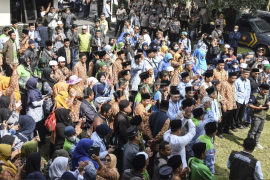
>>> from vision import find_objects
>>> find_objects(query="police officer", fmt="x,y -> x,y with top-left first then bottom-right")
247,84 -> 270,149
115,4 -> 126,37
227,138 -> 263,179
141,0 -> 152,14
149,9 -> 159,39
180,4 -> 189,30
169,15 -> 180,43
129,4 -> 137,19
140,8 -> 150,35
123,126 -> 141,173
159,12 -> 169,38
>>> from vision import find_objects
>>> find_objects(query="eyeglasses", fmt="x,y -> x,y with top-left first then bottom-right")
104,159 -> 111,162
82,29 -> 86,30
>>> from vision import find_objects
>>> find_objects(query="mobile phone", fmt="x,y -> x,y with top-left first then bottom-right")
88,146 -> 100,158
21,158 -> 26,165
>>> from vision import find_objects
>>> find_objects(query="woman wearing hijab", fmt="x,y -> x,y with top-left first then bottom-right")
142,42 -> 148,57
26,172 -> 46,179
16,115 -> 36,143
49,157 -> 69,180
158,53 -> 173,73
41,68 -> 56,117
169,42 -> 183,56
34,57 -> 48,78
0,135 -> 15,146
90,124 -> 112,160
53,82 -> 69,99
71,138 -> 98,179
54,109 -> 82,151
0,75 -> 21,102
0,144 -> 23,179
0,96 -> 12,125
149,40 -> 158,50
157,46 -> 169,60
170,53 -> 183,86
17,56 -> 34,115
63,126 -> 80,158
91,153 -> 120,180
25,78 -> 47,146
67,75 -> 84,123
54,91 -> 70,110
20,141 -> 38,159
227,60 -> 239,73
193,48 -> 207,72
96,72 -> 111,96
25,152 -> 43,178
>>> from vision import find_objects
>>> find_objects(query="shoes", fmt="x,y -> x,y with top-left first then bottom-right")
217,134 -> 224,139
232,128 -> 238,132
237,125 -> 243,129
256,144 -> 263,149
242,126 -> 248,130
84,17 -> 87,20
224,131 -> 234,135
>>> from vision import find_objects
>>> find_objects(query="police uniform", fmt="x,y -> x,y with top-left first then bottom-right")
247,84 -> 269,145
169,15 -> 181,43
149,9 -> 159,39
180,6 -> 189,30
115,5 -> 126,37
140,10 -> 150,34
123,126 -> 140,173
159,13 -> 170,38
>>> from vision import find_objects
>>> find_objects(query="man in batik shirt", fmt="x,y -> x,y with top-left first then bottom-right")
49,60 -> 64,82
213,59 -> 228,84
112,50 -> 125,85
73,53 -> 87,87
58,56 -> 72,80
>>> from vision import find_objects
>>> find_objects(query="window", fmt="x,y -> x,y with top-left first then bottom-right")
23,0 -> 37,23
239,20 -> 252,31
253,20 -> 270,33
10,0 -> 23,23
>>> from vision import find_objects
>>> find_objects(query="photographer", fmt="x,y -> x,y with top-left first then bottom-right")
203,34 -> 221,66
211,25 -> 223,43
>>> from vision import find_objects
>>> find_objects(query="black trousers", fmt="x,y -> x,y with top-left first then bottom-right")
98,5 -> 103,17
106,17 -> 111,30
114,148 -> 123,179
233,102 -> 246,129
149,28 -> 157,39
162,30 -> 168,38
180,20 -> 188,30
79,52 -> 90,71
35,119 -> 46,147
140,26 -> 148,35
233,47 -> 238,56
20,93 -> 27,115
170,33 -> 179,43
115,20 -> 125,36
3,63 -> 12,77
218,110 -> 233,134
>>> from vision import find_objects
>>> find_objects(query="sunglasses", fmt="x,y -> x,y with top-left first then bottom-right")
104,158 -> 111,162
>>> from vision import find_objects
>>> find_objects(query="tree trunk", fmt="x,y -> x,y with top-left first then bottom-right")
266,0 -> 270,11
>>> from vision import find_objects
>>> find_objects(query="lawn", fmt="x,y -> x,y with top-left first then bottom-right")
219,44 -> 252,55
215,118 -> 270,179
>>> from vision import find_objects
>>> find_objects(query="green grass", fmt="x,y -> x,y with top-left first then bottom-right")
215,118 -> 270,179
220,44 -> 252,54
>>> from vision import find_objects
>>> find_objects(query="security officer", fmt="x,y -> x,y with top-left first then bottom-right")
227,138 -> 263,180
115,4 -> 126,37
159,12 -> 170,38
123,126 -> 141,173
196,122 -> 217,174
180,4 -> 189,30
247,84 -> 270,149
150,0 -> 159,15
149,9 -> 159,39
169,14 -> 181,43
188,142 -> 215,180
141,0 -> 152,14
129,4 -> 137,19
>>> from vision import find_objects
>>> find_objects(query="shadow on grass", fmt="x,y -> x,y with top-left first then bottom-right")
222,134 -> 245,146
215,163 -> 230,180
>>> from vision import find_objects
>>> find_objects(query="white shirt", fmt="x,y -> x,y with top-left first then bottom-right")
41,11 -> 46,17
28,31 -> 35,40
103,4 -> 111,17
163,118 -> 196,169
143,34 -> 151,45
227,150 -> 263,180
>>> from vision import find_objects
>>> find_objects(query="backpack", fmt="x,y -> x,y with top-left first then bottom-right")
44,112 -> 56,132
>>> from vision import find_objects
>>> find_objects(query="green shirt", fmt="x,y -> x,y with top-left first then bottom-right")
88,100 -> 97,112
188,157 -> 215,180
79,33 -> 91,52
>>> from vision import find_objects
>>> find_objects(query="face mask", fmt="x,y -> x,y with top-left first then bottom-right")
233,65 -> 238,69
68,136 -> 76,142
174,47 -> 179,50
127,37 -> 130,41
234,29 -> 237,32
153,46 -> 157,48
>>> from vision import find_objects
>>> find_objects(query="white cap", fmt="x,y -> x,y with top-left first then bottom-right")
49,60 -> 58,66
144,64 -> 152,72
224,44 -> 230,48
240,63 -> 248,68
58,56 -> 65,62
57,21 -> 63,24
136,152 -> 148,160
82,25 -> 87,29
166,66 -> 174,72
262,60 -> 269,65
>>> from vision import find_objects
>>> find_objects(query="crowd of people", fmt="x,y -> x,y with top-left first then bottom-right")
0,0 -> 267,179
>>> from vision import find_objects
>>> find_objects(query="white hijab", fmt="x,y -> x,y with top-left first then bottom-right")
49,157 -> 69,180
